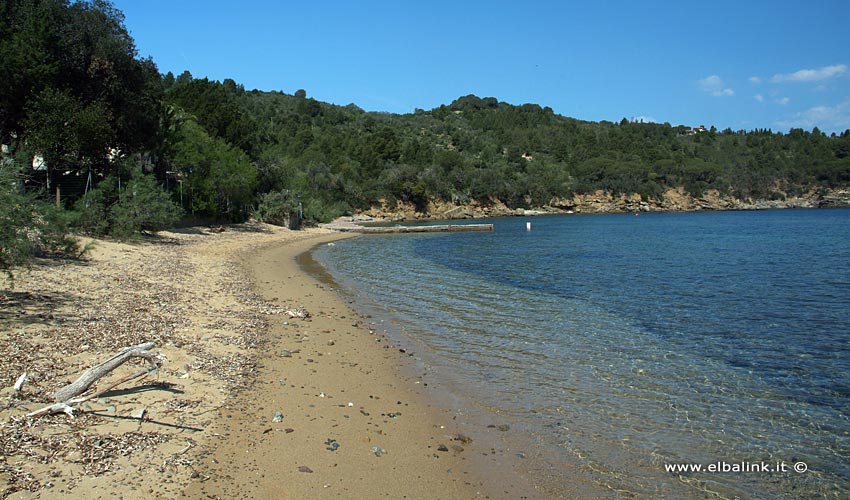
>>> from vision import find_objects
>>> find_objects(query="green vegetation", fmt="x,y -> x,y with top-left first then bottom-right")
0,167 -> 79,282
2,0 -> 850,274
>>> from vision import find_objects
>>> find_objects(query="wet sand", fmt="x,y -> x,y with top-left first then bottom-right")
186,231 -> 544,499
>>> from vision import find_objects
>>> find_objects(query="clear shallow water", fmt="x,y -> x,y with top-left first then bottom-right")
314,209 -> 850,499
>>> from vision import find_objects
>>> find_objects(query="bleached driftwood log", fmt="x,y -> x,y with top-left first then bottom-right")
26,343 -> 161,418
52,342 -> 160,402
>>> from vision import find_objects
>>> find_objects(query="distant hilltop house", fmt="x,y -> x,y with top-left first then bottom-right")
684,125 -> 708,135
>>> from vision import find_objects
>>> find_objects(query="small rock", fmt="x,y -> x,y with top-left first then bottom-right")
497,424 -> 510,432
437,444 -> 449,452
272,411 -> 284,423
371,446 -> 385,457
284,428 -> 295,433
453,433 -> 472,444
281,350 -> 292,358
327,340 -> 335,346
297,466 -> 313,473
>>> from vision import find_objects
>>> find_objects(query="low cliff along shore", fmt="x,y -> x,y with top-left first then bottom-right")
0,223 -> 565,499
360,186 -> 850,221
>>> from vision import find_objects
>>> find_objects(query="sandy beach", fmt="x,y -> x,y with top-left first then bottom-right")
0,223 -> 544,499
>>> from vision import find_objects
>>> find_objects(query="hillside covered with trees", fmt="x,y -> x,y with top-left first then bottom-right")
2,0 -> 850,270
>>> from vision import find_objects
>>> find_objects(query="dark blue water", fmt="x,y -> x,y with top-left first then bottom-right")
314,209 -> 850,499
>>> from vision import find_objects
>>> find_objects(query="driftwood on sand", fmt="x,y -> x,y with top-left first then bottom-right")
25,342 -> 161,418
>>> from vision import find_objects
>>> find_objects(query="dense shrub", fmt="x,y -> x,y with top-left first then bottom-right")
1,167 -> 80,283
73,170 -> 181,239
254,190 -> 298,227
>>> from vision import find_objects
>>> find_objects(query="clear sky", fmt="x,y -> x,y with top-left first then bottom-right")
113,0 -> 850,134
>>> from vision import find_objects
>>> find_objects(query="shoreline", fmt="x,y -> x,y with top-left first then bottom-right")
0,220 -> 602,499
186,231 -> 550,499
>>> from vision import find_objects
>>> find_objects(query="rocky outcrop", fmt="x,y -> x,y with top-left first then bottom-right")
817,188 -> 850,208
363,197 -> 519,221
356,187 -> 850,222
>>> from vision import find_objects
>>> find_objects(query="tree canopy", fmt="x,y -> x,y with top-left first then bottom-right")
1,0 -> 162,177
2,0 -> 850,261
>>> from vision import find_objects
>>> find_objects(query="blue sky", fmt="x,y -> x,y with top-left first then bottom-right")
113,0 -> 850,134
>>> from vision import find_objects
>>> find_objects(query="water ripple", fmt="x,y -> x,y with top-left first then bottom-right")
315,210 -> 850,499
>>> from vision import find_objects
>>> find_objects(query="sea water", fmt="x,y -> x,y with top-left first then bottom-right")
313,209 -> 850,499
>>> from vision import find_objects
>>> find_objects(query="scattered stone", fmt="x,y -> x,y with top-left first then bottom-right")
453,433 -> 473,444
437,444 -> 449,452
284,428 -> 294,433
327,340 -> 335,346
371,446 -> 385,457
272,411 -> 284,423
325,438 -> 340,451
280,350 -> 292,358
297,466 -> 313,473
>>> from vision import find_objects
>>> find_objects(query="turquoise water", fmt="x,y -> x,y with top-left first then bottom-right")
314,209 -> 850,499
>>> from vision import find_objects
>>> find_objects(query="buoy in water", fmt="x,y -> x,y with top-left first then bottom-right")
526,222 -> 532,231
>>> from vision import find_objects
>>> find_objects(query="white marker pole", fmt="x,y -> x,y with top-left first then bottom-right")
526,222 -> 532,231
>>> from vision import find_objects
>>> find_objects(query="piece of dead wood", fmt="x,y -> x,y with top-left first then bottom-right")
52,342 -> 159,402
10,372 -> 27,398
24,343 -> 161,419
27,364 -> 159,418
284,307 -> 310,319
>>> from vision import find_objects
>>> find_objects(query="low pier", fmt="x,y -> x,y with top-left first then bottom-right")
351,223 -> 494,234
